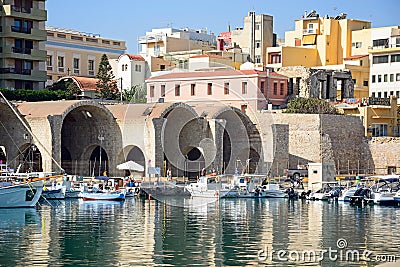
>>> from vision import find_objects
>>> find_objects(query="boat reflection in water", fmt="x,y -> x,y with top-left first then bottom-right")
1,198 -> 400,266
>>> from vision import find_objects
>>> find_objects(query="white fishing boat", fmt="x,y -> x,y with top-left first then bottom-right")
261,182 -> 288,198
307,182 -> 341,201
185,176 -> 234,198
81,190 -> 126,201
0,179 -> 44,208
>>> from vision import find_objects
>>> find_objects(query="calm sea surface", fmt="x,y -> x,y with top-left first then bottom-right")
0,197 -> 399,267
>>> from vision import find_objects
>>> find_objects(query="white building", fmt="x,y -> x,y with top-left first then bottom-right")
110,54 -> 149,92
369,26 -> 400,99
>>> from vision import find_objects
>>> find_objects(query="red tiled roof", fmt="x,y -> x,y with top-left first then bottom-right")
120,54 -> 145,61
62,76 -> 99,91
190,54 -> 231,60
343,54 -> 369,60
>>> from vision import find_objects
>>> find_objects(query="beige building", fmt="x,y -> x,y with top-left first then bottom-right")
231,12 -> 274,68
0,0 -> 47,90
45,26 -> 126,87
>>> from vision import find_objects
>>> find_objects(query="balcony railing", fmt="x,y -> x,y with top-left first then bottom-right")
11,5 -> 31,14
12,47 -> 32,54
369,44 -> 400,50
303,29 -> 317,34
0,68 -> 31,75
11,26 -> 32,34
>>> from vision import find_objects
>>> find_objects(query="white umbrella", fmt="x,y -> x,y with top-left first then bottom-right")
117,160 -> 144,172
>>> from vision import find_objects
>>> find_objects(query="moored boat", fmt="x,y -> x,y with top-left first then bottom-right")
81,191 -> 126,201
0,180 -> 43,208
185,176 -> 234,198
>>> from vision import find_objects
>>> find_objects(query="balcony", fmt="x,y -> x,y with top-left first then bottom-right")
0,68 -> 31,75
0,68 -> 46,81
2,5 -> 47,21
138,34 -> 164,44
0,46 -> 46,61
3,26 -> 46,41
303,28 -> 319,35
368,44 -> 400,53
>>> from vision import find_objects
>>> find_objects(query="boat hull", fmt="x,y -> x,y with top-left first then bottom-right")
0,180 -> 43,208
41,189 -> 65,200
81,192 -> 126,201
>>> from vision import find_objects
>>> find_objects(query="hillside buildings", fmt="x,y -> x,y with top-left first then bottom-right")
0,0 -> 47,90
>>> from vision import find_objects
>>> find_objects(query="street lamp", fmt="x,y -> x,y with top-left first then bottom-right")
98,134 -> 104,176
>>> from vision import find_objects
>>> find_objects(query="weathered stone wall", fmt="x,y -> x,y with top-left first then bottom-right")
368,137 -> 400,174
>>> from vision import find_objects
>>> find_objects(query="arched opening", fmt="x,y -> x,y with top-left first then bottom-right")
89,146 -> 108,177
237,147 -> 261,174
17,144 -> 42,172
183,146 -> 206,179
61,146 -> 73,174
222,129 -> 231,174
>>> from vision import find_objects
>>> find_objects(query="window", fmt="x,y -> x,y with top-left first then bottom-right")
384,74 -> 388,82
242,82 -> 247,94
372,92 -> 376,97
175,84 -> 180,96
135,64 -> 142,72
88,60 -> 94,71
260,81 -> 265,94
255,23 -> 260,30
161,85 -> 165,97
255,41 -> 261,49
255,55 -> 261,64
224,82 -> 229,95
378,75 -> 382,83
391,54 -> 400,63
191,84 -> 196,96
270,54 -> 281,64
397,73 -> 400,81
102,40 -> 110,44
372,124 -> 388,137
273,82 -> 278,95
47,75 -> 52,80
360,60 -> 363,66
46,55 -> 52,67
384,92 -> 388,98
373,55 -> 389,64
373,39 -> 389,48
378,92 -> 382,98
57,34 -> 66,39
149,86 -> 154,98
372,75 -> 376,83
207,83 -> 212,95
73,58 -> 79,69
160,65 -> 166,70
280,83 -> 284,95
363,80 -> 368,86
57,56 -> 64,67
353,79 -> 356,85
390,74 -> 394,82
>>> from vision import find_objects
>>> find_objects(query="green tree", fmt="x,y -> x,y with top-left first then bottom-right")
122,84 -> 147,103
48,79 -> 81,99
284,98 -> 339,114
96,54 -> 118,99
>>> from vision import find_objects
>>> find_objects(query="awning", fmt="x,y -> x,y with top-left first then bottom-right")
302,34 -> 317,45
148,167 -> 160,175
117,161 -> 144,172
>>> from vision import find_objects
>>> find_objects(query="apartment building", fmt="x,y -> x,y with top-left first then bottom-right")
267,10 -> 371,68
45,26 -> 126,86
0,0 -> 47,90
230,12 -> 274,68
138,27 -> 216,69
146,69 -> 288,111
368,26 -> 400,99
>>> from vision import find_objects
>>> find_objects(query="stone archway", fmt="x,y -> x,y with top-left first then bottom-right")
118,145 -> 146,177
60,102 -> 122,176
182,146 -> 206,179
17,143 -> 43,172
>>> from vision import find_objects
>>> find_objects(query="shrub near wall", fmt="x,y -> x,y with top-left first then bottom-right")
0,88 -> 71,102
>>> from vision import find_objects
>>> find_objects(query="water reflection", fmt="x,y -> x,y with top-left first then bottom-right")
0,199 -> 399,266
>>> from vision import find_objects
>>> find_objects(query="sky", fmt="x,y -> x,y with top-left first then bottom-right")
47,0 -> 399,54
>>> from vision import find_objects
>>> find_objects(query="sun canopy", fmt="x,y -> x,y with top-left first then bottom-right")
117,161 -> 144,172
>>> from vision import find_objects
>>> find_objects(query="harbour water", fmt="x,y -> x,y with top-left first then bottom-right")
0,198 -> 399,267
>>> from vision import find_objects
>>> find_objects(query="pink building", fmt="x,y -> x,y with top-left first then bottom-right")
146,69 -> 288,112
217,32 -> 232,51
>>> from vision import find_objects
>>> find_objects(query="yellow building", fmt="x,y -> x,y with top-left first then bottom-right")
267,11 -> 371,68
337,96 -> 399,137
0,0 -> 47,90
45,26 -> 126,87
